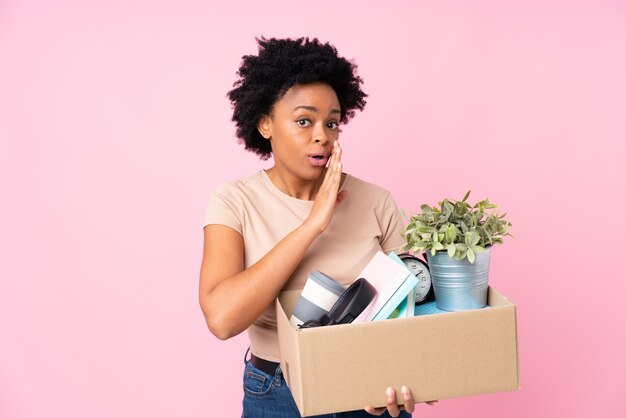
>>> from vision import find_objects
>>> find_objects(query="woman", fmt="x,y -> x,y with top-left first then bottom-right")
199,37 -> 437,417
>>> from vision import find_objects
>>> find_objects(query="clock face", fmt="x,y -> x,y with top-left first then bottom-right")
401,256 -> 432,303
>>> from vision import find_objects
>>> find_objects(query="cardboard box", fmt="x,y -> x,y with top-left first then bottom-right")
276,286 -> 519,417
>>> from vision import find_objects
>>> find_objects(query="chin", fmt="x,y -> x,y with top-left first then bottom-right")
282,162 -> 325,181
304,166 -> 326,179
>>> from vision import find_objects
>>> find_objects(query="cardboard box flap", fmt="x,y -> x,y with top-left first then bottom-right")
278,289 -> 301,318
488,287 -> 513,306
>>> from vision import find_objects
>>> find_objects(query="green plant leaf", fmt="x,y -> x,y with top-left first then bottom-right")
444,226 -> 454,242
467,248 -> 475,263
464,231 -> 477,247
464,233 -> 470,246
450,225 -> 459,242
470,230 -> 480,246
462,190 -> 471,202
455,243 -> 468,251
447,243 -> 456,257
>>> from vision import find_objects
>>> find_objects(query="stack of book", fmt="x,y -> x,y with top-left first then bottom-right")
353,251 -> 419,322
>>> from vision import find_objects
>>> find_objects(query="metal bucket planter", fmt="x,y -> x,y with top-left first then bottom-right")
426,246 -> 491,311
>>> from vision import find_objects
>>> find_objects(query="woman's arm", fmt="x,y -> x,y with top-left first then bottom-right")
199,141 -> 346,340
199,221 -> 319,340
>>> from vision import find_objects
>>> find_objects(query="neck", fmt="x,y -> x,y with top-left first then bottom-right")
265,167 -> 326,201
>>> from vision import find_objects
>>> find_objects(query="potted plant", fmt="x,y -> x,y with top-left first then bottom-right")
402,191 -> 512,311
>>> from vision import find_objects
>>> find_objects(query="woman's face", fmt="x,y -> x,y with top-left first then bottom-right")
258,82 -> 341,182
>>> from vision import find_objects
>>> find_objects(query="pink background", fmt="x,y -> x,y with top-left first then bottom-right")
2,0 -> 625,417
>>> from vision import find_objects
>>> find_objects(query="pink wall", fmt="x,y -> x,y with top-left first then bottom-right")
2,0 -> 625,417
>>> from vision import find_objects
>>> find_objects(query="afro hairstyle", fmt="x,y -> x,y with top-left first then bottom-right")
226,36 -> 368,160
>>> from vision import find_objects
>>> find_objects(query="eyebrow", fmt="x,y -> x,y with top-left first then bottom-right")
293,105 -> 341,115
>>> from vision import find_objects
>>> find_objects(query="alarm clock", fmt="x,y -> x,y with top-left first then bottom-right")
399,253 -> 434,304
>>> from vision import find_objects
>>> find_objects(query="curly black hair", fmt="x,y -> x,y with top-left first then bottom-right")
227,36 -> 368,160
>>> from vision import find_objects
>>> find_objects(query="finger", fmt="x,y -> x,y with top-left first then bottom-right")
426,400 -> 439,406
320,141 -> 340,188
363,405 -> 385,416
332,150 -> 342,178
319,144 -> 336,186
334,140 -> 342,163
322,146 -> 342,193
401,386 -> 415,414
334,161 -> 342,185
385,387 -> 400,418
331,142 -> 341,173
329,140 -> 339,165
325,141 -> 340,175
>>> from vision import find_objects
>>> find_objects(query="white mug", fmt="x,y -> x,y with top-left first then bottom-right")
290,270 -> 345,328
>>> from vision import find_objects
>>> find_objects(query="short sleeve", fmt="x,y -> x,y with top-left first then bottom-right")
203,185 -> 243,235
378,192 -> 407,255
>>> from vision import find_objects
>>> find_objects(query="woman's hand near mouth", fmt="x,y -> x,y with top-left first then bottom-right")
303,140 -> 347,235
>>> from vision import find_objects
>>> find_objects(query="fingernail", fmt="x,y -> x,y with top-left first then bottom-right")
401,386 -> 409,395
386,387 -> 393,397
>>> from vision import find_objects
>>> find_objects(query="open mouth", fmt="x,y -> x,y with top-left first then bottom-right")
308,153 -> 329,167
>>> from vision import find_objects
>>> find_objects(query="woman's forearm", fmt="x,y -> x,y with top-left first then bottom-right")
201,222 -> 320,340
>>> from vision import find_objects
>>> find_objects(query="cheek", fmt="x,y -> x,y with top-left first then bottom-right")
325,128 -> 339,140
274,120 -> 299,138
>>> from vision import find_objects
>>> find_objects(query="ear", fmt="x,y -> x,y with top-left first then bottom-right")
257,115 -> 272,139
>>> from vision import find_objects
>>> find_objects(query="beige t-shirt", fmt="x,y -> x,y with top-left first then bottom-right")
203,169 -> 405,362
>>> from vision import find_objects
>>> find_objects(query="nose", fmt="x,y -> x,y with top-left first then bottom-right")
313,122 -> 329,145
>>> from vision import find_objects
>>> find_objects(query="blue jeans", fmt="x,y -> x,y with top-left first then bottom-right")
241,348 -> 411,418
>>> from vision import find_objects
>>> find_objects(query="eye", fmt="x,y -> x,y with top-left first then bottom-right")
327,121 -> 339,130
296,119 -> 311,127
